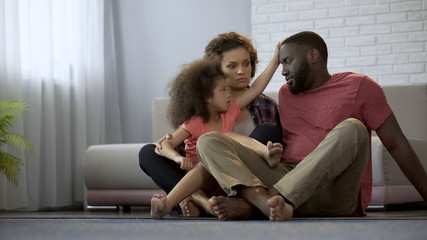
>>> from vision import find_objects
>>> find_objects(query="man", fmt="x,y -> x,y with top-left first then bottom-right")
197,31 -> 427,221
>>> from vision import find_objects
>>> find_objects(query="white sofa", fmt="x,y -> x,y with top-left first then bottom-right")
84,84 -> 427,210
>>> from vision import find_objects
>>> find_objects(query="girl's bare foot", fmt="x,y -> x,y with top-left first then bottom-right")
150,194 -> 170,219
179,197 -> 202,217
190,190 -> 216,216
208,196 -> 254,221
265,141 -> 283,168
267,195 -> 293,221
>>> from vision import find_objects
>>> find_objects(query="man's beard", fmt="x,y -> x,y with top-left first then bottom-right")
290,59 -> 311,95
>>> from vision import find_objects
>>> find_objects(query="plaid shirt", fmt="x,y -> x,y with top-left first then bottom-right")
248,94 -> 280,126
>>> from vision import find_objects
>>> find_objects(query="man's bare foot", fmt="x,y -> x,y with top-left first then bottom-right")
208,196 -> 254,221
267,195 -> 293,221
179,197 -> 202,217
264,141 -> 283,168
150,194 -> 170,219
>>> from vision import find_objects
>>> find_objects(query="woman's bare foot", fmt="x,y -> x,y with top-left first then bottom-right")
179,197 -> 202,217
264,141 -> 283,168
150,194 -> 170,219
267,195 -> 293,221
208,196 -> 254,221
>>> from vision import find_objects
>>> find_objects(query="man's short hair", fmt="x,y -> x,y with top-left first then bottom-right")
283,31 -> 328,64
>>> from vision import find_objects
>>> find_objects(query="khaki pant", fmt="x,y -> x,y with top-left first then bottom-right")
197,118 -> 369,217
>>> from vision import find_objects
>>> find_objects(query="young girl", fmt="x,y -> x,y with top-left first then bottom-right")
150,42 -> 282,219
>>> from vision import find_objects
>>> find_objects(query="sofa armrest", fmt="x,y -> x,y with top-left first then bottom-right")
84,143 -> 160,189
371,137 -> 427,186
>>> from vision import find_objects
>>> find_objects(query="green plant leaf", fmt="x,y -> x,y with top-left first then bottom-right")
0,99 -> 28,118
0,99 -> 31,186
0,114 -> 16,135
4,133 -> 33,153
0,151 -> 23,186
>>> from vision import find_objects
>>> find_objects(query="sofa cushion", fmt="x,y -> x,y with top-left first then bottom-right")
382,84 -> 427,141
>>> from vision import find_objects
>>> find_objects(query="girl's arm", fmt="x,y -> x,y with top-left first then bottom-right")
235,41 -> 281,109
157,128 -> 193,170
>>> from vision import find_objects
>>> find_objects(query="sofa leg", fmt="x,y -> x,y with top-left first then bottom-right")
366,205 -> 385,212
122,205 -> 131,213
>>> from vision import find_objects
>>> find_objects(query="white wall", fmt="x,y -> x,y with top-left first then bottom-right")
251,0 -> 427,92
113,0 -> 251,143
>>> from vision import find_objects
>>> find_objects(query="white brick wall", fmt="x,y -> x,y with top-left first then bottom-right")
251,0 -> 427,90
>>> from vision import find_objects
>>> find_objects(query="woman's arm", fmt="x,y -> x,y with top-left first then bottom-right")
157,128 -> 193,170
235,41 -> 281,109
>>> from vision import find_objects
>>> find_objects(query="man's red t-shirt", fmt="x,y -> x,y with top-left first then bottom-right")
278,72 -> 392,213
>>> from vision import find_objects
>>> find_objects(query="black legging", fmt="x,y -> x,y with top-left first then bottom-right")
138,122 -> 282,195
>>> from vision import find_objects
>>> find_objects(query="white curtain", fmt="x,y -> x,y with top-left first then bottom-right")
0,0 -> 122,210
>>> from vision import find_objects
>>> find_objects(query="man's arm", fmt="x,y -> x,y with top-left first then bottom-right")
376,113 -> 427,202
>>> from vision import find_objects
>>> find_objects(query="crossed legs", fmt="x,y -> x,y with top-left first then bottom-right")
197,118 -> 369,221
150,135 -> 283,220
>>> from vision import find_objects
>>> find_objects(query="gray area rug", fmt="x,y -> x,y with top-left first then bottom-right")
1,218 -> 427,240
2,208 -> 427,240
2,207 -> 427,220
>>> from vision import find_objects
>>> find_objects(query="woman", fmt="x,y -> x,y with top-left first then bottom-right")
138,32 -> 281,217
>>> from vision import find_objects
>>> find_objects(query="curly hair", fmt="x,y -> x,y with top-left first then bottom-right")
204,32 -> 258,78
167,58 -> 225,129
